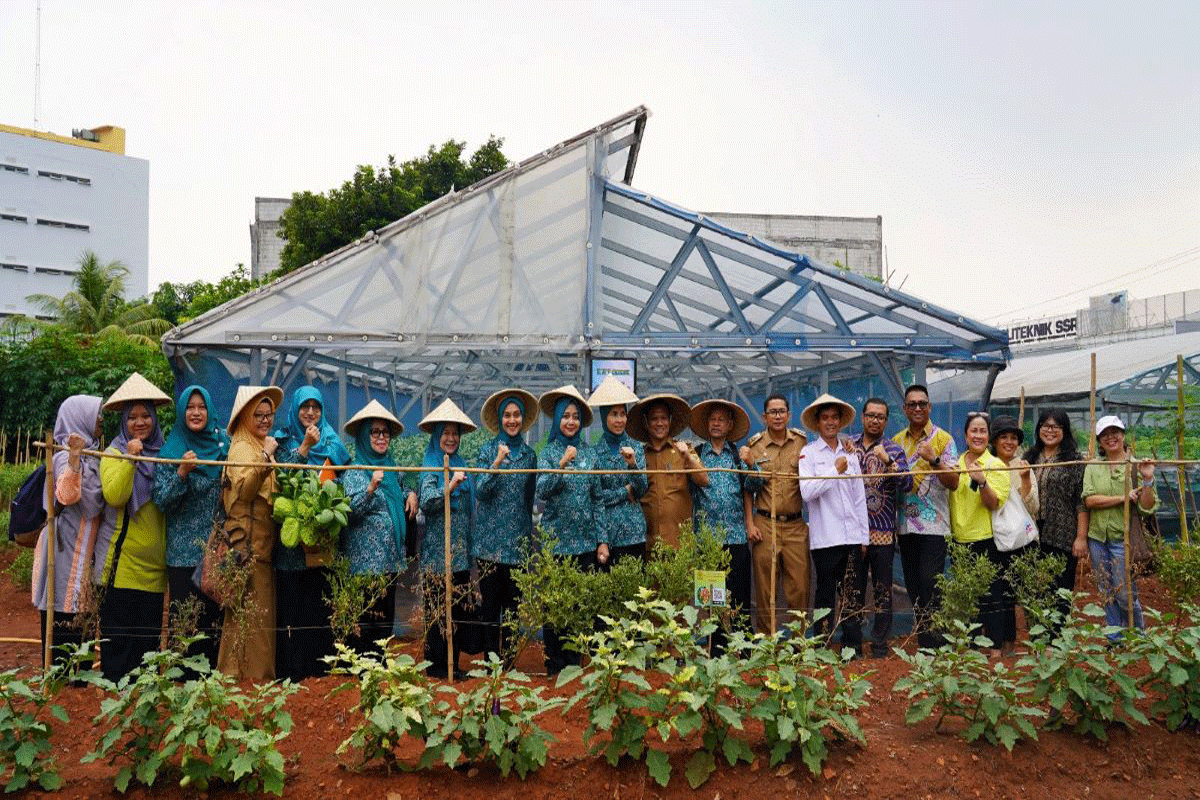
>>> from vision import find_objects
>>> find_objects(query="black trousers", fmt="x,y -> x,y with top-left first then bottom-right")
899,534 -> 948,647
167,565 -> 222,674
604,542 -> 646,568
710,543 -> 752,655
810,544 -> 856,640
423,569 -> 475,675
39,611 -> 92,672
345,576 -> 397,658
276,567 -> 335,681
1039,539 -> 1078,637
967,538 -> 1016,648
842,542 -> 895,655
476,561 -> 519,663
99,587 -> 164,683
544,552 -> 595,675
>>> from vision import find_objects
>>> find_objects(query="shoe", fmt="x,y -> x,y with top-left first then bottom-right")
871,645 -> 889,659
425,665 -> 449,680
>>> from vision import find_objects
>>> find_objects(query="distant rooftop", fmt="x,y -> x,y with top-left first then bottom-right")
0,123 -> 126,155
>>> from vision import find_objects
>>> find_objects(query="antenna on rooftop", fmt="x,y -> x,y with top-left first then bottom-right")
34,0 -> 42,127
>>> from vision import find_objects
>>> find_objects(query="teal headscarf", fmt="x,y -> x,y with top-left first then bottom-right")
494,396 -> 527,449
274,386 -> 351,466
548,397 -> 584,447
420,422 -> 474,504
351,419 -> 406,551
161,385 -> 229,481
600,404 -> 627,454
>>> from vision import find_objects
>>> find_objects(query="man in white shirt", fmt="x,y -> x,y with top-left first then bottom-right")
798,394 -> 869,645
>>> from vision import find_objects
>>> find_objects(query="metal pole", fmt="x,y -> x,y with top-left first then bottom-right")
1089,354 -> 1097,459
42,430 -> 57,675
1177,355 -> 1190,546
443,453 -> 454,681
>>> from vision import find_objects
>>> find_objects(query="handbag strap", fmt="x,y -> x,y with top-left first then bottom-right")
104,503 -> 134,590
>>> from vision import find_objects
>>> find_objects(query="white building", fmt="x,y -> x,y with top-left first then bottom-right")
249,197 -> 290,280
0,123 -> 149,320
704,212 -> 883,280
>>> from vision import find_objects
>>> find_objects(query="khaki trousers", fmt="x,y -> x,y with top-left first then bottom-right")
751,517 -> 810,634
217,561 -> 275,682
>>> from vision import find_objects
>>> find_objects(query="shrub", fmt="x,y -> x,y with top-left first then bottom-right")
932,541 -> 998,638
1154,540 -> 1200,607
1130,606 -> 1200,732
1006,546 -> 1067,631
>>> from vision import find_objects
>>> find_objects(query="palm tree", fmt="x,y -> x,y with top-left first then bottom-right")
26,250 -> 170,346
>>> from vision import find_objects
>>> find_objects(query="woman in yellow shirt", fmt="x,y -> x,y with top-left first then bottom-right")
948,412 -> 1011,653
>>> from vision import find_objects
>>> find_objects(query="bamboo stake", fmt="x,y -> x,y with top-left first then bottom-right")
443,453 -> 454,682
1089,354 -> 1097,459
1018,387 -> 1025,429
42,431 -> 57,676
1178,355 -> 1190,545
1122,454 -> 1134,629
769,465 -> 778,637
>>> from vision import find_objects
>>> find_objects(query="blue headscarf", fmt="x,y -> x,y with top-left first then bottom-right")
494,396 -> 527,449
111,401 -> 165,516
420,422 -> 474,503
274,386 -> 351,466
161,386 -> 228,481
351,419 -> 407,544
548,397 -> 585,447
600,404 -> 627,454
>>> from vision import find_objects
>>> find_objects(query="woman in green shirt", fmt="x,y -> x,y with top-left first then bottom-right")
1076,416 -> 1157,639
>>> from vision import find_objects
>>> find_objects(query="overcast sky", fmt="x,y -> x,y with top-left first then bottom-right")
2,0 -> 1196,325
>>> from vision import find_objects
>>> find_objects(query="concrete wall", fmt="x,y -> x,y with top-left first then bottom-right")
0,125 -> 149,319
704,212 -> 883,279
249,197 -> 290,280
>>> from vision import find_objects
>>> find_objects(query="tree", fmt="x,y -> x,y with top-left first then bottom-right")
26,250 -> 171,345
151,264 -> 264,325
276,137 -> 510,275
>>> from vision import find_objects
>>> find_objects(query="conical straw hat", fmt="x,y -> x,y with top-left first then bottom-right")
538,384 -> 593,428
418,397 -> 477,434
800,393 -> 856,432
102,371 -> 171,411
481,388 -> 538,434
689,399 -> 751,442
587,375 -> 639,408
343,399 -> 404,437
627,394 -> 690,443
227,385 -> 284,435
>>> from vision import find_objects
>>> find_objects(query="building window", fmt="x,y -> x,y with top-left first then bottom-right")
35,266 -> 77,276
0,212 -> 27,223
0,262 -> 30,273
37,169 -> 91,186
35,218 -> 89,232
1,164 -> 30,175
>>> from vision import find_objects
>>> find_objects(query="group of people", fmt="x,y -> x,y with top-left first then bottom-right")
30,372 -> 1158,684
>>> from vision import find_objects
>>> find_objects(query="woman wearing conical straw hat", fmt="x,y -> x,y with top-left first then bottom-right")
627,393 -> 709,554
535,384 -> 606,676
96,372 -> 170,683
216,384 -> 283,682
340,400 -> 415,657
418,398 -> 479,680
152,385 -> 230,674
271,385 -> 351,682
588,376 -> 648,566
473,388 -> 539,665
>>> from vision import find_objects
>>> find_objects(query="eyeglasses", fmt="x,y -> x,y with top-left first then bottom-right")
764,408 -> 788,416
904,400 -> 929,410
252,412 -> 275,422
1040,423 -> 1062,431
863,412 -> 887,421
369,428 -> 391,439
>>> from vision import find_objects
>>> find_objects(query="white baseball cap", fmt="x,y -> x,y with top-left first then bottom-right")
1094,415 -> 1125,437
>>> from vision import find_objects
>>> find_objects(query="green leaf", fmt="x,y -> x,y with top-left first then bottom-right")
996,724 -> 1019,752
442,741 -> 462,768
685,750 -> 716,789
38,771 -> 64,791
645,748 -> 671,787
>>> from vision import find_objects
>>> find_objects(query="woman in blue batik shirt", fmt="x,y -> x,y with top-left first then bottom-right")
340,400 -> 416,656
153,384 -> 229,671
271,385 -> 351,681
586,376 -> 648,566
418,398 -> 478,680
535,384 -> 607,675
473,388 -> 539,664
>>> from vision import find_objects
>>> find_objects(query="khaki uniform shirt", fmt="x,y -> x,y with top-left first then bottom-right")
746,428 -> 807,518
641,439 -> 697,551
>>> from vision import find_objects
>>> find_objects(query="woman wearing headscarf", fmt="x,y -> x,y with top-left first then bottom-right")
340,400 -> 415,656
1023,409 -> 1086,635
587,376 -> 647,566
418,398 -> 477,680
217,385 -> 283,681
152,385 -> 229,670
535,385 -> 607,675
31,395 -> 109,668
473,388 -> 539,663
271,385 -> 350,681
97,373 -> 171,683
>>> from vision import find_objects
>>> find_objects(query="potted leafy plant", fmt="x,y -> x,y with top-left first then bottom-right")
272,466 -> 352,567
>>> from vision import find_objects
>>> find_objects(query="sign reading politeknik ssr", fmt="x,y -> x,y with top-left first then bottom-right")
1008,314 -> 1078,345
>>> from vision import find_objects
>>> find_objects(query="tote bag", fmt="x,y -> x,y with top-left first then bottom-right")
992,473 -> 1038,552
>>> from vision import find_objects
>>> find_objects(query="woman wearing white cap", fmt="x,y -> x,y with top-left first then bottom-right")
96,373 -> 170,682
418,398 -> 478,680
473,389 -> 539,664
1077,416 -> 1157,640
216,385 -> 283,682
340,400 -> 415,656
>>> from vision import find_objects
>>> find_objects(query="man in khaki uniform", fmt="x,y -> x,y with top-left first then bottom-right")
744,393 -> 809,634
628,394 -> 709,552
